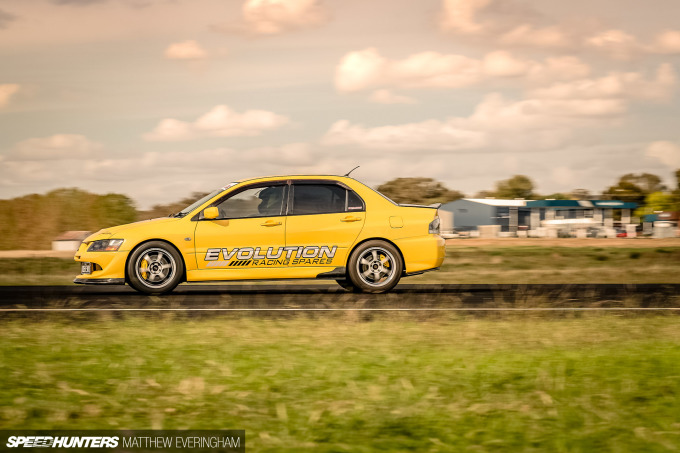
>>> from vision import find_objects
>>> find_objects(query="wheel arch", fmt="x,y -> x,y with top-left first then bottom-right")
124,239 -> 188,283
346,237 -> 407,275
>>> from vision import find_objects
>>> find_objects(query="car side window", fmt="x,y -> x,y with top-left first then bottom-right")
291,184 -> 347,215
291,184 -> 365,215
214,185 -> 286,219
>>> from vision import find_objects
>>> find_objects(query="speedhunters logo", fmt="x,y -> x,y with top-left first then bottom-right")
2,430 -> 245,452
204,246 -> 337,267
6,436 -> 118,448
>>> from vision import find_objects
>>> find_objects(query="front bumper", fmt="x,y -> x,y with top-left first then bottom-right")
74,243 -> 129,283
74,278 -> 126,285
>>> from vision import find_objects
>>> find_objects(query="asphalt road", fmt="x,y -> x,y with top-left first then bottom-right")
0,284 -> 678,310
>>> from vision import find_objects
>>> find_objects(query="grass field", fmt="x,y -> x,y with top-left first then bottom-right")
1,316 -> 679,452
1,241 -> 678,285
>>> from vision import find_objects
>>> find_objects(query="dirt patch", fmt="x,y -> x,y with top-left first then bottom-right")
446,237 -> 680,248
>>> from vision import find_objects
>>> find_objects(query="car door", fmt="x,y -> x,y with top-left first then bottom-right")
194,182 -> 287,271
285,181 -> 366,269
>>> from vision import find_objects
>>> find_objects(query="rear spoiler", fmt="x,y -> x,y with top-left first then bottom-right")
399,203 -> 441,209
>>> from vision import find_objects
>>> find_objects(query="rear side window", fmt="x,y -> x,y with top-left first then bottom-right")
291,184 -> 365,215
347,190 -> 364,211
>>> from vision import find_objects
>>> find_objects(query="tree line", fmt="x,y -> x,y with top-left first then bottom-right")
0,169 -> 678,249
377,170 -> 680,217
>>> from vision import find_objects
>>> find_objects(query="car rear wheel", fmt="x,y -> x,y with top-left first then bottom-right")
127,241 -> 184,295
347,240 -> 402,294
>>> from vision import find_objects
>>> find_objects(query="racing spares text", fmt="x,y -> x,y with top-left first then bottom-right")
204,245 -> 337,267
1,430 -> 245,452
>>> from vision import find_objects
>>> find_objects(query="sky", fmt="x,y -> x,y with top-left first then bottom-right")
1,0 -> 680,209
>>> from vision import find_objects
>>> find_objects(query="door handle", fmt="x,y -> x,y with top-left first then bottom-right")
261,220 -> 282,226
341,216 -> 362,222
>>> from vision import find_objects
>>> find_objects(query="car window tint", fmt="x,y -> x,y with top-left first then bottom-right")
215,185 -> 285,219
347,190 -> 365,211
292,184 -> 346,215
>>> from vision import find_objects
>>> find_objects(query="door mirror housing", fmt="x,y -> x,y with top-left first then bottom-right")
203,207 -> 220,220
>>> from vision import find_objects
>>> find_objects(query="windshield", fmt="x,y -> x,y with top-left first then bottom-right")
173,182 -> 238,217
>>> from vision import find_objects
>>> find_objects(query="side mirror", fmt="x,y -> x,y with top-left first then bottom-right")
203,207 -> 220,220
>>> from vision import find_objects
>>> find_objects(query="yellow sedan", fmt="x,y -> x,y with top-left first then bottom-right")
74,175 -> 445,294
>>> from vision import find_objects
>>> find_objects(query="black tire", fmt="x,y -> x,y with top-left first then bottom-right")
126,241 -> 184,295
335,279 -> 359,292
347,240 -> 403,294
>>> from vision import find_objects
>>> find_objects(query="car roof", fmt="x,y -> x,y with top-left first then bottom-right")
234,175 -> 355,184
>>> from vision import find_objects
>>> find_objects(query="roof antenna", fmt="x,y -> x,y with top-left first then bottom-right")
344,166 -> 360,177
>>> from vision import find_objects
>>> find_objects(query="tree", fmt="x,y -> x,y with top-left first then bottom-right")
634,191 -> 677,217
376,178 -> 464,205
674,169 -> 680,208
620,173 -> 666,194
0,189 -> 137,250
493,175 -> 535,199
539,193 -> 570,200
138,192 -> 211,220
603,172 -> 666,204
569,189 -> 592,200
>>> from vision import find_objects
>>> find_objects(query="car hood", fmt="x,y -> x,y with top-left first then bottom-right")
84,217 -> 179,241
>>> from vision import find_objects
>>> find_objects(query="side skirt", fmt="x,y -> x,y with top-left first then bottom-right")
315,267 -> 347,279
74,278 -> 126,285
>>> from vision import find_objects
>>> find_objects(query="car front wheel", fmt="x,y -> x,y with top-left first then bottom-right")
347,240 -> 403,293
126,241 -> 184,295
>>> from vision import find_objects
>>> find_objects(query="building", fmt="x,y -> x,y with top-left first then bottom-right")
644,211 -> 679,238
52,231 -> 91,252
440,198 -> 637,237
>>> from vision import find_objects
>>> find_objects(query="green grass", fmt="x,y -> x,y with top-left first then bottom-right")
0,258 -> 78,285
1,245 -> 679,285
1,316 -> 679,451
409,246 -> 680,284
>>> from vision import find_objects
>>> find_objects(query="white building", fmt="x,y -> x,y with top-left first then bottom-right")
52,231 -> 91,252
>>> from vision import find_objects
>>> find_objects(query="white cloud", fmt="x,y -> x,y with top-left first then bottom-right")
335,48 -> 483,92
0,83 -> 20,108
650,30 -> 680,54
439,0 -> 680,58
322,92 -> 626,152
525,56 -> 591,83
438,0 -> 491,35
164,40 -> 208,60
500,25 -> 570,49
646,141 -> 680,168
529,64 -> 677,102
482,50 -> 531,78
241,0 -> 327,35
334,48 -> 590,93
0,142 -> 322,208
585,29 -> 641,60
322,119 -> 486,151
144,105 -> 289,142
439,0 -> 572,50
10,134 -> 103,160
369,89 -> 416,105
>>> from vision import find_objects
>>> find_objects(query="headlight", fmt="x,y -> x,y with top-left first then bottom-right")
87,239 -> 124,252
428,217 -> 440,234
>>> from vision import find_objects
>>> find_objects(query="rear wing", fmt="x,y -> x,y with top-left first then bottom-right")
398,203 -> 441,209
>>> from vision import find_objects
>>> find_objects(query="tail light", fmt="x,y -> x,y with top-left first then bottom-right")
429,217 -> 440,234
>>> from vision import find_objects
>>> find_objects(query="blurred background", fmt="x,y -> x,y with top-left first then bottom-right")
2,0 -> 680,212
1,2 -> 680,451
